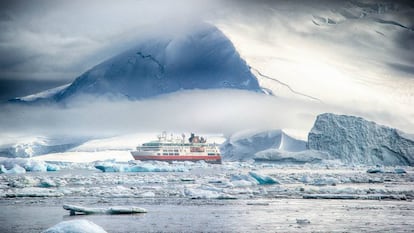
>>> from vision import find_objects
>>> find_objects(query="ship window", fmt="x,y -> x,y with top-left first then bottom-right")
163,153 -> 168,155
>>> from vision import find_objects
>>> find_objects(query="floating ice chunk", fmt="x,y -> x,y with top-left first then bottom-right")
299,175 -> 312,184
39,178 -> 57,188
230,174 -> 258,187
46,163 -> 60,171
296,218 -> 311,224
42,219 -> 108,233
183,185 -> 233,199
94,161 -> 186,173
366,168 -> 384,173
63,204 -> 147,215
0,165 -> 6,173
24,159 -> 47,172
6,187 -> 63,197
248,172 -> 279,185
138,191 -> 156,198
394,168 -> 407,174
311,177 -> 338,186
0,164 -> 26,174
0,158 -> 59,173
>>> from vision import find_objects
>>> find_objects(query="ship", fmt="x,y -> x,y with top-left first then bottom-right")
131,132 -> 222,164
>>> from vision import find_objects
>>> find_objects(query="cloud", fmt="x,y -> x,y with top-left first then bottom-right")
0,0 -> 413,143
1,89 -> 413,144
0,0 -> 221,81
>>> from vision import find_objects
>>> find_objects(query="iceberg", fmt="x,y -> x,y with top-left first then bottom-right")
0,164 -> 26,174
307,113 -> 414,166
42,220 -> 107,233
0,158 -> 60,173
221,129 -> 306,161
248,172 -> 279,185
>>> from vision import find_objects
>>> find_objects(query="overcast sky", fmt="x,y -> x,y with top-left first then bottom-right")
0,0 -> 413,139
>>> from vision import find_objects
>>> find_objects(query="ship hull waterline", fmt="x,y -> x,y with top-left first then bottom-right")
132,155 -> 222,164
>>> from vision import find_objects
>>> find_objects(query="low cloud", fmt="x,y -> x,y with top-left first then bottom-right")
1,89 -> 413,144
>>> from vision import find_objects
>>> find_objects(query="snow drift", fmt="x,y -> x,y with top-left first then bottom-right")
307,113 -> 414,166
12,23 -> 262,103
220,129 -> 306,161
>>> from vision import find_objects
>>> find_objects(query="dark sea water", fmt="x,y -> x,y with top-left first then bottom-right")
1,197 -> 413,233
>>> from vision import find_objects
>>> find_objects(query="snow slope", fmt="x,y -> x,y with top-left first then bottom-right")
308,113 -> 414,166
13,23 -> 262,103
220,129 -> 306,161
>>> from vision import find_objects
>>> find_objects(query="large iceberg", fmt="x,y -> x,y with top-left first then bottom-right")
12,23 -> 262,103
307,113 -> 414,166
221,129 -> 306,161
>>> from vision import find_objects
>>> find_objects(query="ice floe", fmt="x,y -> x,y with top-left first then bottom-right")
94,161 -> 187,172
63,204 -> 147,215
42,219 -> 107,233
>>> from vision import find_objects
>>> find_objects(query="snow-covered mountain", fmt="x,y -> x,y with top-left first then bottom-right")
220,129 -> 307,161
307,113 -> 414,166
12,23 -> 263,103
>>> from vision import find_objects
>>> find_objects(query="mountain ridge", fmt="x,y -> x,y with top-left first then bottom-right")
12,23 -> 264,104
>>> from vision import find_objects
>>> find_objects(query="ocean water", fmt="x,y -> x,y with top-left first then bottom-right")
1,163 -> 413,232
1,198 -> 413,232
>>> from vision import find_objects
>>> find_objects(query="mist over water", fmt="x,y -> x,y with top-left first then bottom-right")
1,89 -> 412,143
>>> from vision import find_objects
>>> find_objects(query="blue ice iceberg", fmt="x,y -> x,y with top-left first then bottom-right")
249,172 -> 280,185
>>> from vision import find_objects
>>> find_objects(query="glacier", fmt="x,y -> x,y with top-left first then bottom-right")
12,23 -> 263,103
307,113 -> 414,166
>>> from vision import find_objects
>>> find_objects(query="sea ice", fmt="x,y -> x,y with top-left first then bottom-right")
94,161 -> 187,172
63,204 -> 147,215
42,219 -> 108,233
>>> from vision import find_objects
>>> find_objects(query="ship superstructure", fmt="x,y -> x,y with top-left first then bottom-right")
131,132 -> 221,163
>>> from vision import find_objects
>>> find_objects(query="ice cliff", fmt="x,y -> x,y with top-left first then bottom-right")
12,23 -> 262,103
307,113 -> 414,166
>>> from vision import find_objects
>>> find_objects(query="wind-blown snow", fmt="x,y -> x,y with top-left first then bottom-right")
308,113 -> 414,166
15,84 -> 70,102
